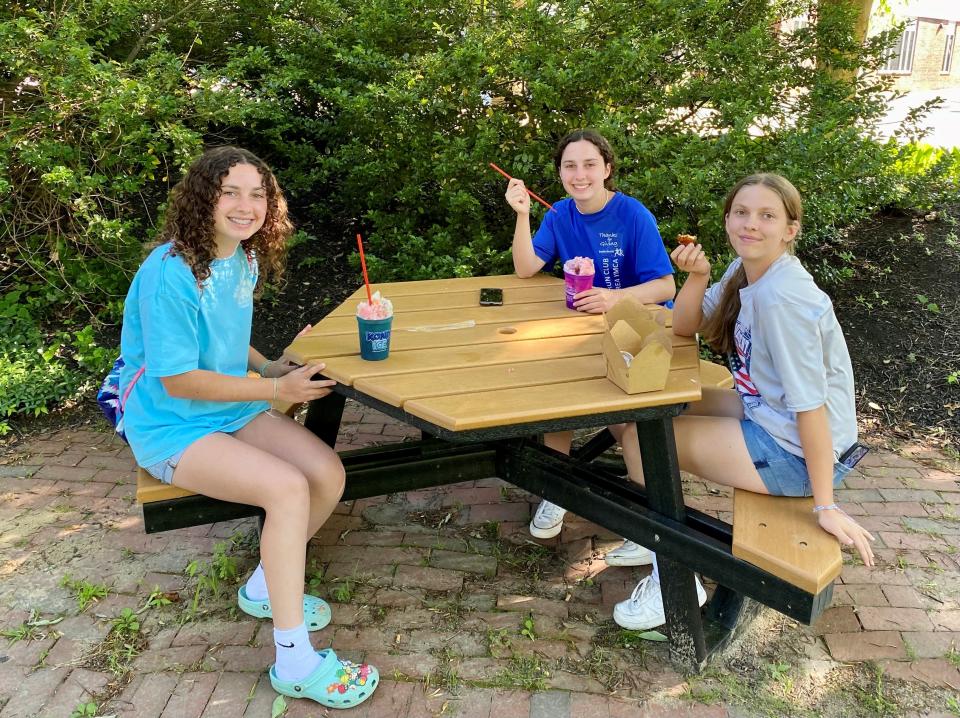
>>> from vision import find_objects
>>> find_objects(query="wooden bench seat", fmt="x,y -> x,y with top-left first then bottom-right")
137,468 -> 195,503
732,490 -> 842,595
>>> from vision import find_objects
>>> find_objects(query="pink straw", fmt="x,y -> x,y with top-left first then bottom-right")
488,163 -> 555,212
356,233 -> 373,305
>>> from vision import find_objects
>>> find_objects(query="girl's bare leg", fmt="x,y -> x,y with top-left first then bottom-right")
609,423 -> 644,484
684,387 -> 744,418
234,411 -> 345,540
172,431 -> 312,629
672,415 -> 768,493
544,430 -> 573,454
613,387 -> 748,486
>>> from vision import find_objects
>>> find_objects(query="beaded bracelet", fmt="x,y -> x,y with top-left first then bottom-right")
257,359 -> 272,377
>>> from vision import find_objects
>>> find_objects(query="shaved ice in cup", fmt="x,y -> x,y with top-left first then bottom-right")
357,291 -> 393,360
563,256 -> 595,310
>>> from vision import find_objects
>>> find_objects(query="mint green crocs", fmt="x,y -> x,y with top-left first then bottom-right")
237,586 -> 332,631
270,648 -> 379,709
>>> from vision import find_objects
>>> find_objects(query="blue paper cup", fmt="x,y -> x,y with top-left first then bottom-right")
357,316 -> 393,361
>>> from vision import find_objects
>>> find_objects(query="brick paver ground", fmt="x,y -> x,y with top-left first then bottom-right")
0,403 -> 958,717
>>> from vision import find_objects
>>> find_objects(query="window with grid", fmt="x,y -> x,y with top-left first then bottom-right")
942,23 -> 956,74
881,19 -> 918,73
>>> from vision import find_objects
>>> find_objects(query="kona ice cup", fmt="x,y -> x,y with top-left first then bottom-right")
563,256 -> 596,310
357,292 -> 394,361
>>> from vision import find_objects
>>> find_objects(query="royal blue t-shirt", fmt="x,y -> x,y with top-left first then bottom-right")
119,242 -> 268,466
532,193 -> 673,289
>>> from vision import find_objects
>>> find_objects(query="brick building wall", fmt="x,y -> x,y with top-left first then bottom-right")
886,17 -> 959,91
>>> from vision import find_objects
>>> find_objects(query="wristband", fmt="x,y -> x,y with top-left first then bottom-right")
257,359 -> 271,377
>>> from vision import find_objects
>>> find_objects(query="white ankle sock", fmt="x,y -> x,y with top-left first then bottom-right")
244,563 -> 269,601
273,623 -> 321,681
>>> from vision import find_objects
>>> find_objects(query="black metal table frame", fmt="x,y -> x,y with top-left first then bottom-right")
143,384 -> 833,669
299,387 -> 833,671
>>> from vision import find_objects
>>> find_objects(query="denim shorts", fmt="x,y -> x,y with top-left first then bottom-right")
740,419 -> 850,497
143,448 -> 187,485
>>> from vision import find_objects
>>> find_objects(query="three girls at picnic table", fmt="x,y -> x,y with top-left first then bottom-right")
119,147 -> 378,709
505,131 -> 875,632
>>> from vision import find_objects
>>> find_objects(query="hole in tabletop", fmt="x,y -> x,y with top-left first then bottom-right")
498,327 -> 517,334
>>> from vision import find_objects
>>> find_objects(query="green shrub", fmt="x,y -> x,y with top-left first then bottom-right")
1,0 -> 955,428
210,0 -> 937,283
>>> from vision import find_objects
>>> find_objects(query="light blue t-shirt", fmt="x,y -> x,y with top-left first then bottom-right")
119,242 -> 268,466
532,193 -> 673,289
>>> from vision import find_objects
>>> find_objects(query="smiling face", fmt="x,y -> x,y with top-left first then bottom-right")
724,183 -> 799,279
558,139 -> 612,213
212,163 -> 267,256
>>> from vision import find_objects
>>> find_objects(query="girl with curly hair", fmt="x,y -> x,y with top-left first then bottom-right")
119,146 -> 379,709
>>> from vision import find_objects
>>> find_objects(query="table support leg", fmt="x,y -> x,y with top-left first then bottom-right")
636,417 -> 707,670
304,391 -> 347,448
570,428 -> 616,463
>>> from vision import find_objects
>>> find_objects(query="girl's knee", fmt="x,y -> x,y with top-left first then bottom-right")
264,469 -> 311,511
306,456 -> 346,501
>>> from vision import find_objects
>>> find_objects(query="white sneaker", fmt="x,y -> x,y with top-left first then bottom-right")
529,500 -> 566,538
604,539 -> 654,567
613,575 -> 707,631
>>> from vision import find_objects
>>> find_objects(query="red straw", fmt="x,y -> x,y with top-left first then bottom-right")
356,233 -> 373,305
488,163 -> 555,212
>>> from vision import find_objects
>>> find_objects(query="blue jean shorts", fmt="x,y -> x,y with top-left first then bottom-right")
143,448 -> 187,485
740,419 -> 850,497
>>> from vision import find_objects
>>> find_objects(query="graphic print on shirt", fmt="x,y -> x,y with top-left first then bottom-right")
733,319 -> 763,410
597,233 -> 623,289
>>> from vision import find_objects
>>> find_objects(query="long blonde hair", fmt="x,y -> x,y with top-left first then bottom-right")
700,173 -> 803,355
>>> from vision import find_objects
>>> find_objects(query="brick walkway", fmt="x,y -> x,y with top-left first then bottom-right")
0,403 -> 958,717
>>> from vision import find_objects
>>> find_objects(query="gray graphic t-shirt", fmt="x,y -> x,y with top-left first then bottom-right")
702,254 -> 857,459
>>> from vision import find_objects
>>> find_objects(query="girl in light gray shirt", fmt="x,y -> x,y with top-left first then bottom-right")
612,173 -> 875,633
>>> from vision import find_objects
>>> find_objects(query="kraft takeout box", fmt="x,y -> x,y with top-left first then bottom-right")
601,297 -> 673,394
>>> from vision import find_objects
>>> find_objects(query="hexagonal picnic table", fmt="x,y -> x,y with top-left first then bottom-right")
283,274 -> 828,670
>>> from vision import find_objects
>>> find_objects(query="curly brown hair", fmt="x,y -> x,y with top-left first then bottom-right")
159,146 -> 292,292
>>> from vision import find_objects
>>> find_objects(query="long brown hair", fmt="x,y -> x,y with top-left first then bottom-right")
159,146 -> 292,292
700,173 -> 802,355
553,129 -> 617,190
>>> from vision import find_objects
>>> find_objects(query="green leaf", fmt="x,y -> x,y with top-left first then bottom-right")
271,695 -> 287,718
637,630 -> 668,642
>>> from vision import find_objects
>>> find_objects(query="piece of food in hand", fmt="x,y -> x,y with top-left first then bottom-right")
677,234 -> 697,246
357,291 -> 393,320
562,256 -> 595,276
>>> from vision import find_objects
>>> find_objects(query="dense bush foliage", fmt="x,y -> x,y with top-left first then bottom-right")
2,0 -> 958,430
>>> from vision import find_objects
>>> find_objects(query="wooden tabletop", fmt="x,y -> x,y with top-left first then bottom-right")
286,275 -> 702,432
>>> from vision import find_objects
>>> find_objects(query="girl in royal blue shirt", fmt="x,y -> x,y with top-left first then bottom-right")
502,129 -> 674,560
